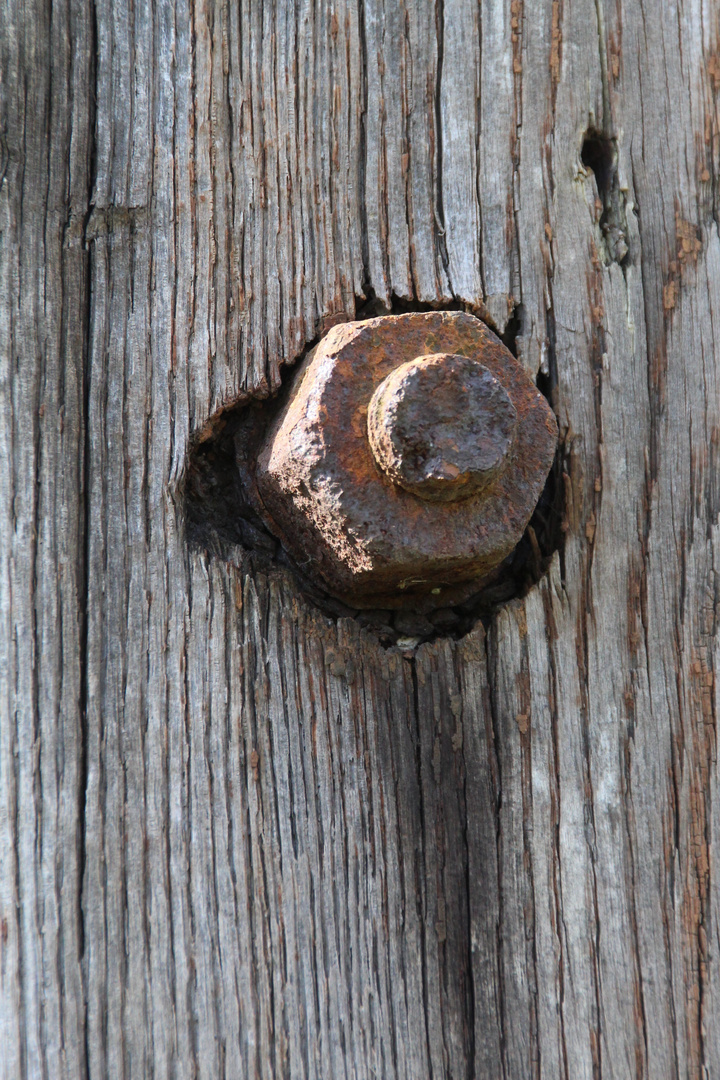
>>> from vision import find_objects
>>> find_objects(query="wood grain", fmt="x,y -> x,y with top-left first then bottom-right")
1,0 -> 719,1076
0,0 -> 91,1075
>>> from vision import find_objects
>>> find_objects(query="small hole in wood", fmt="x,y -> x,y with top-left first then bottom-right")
581,129 -> 630,267
581,130 -> 615,198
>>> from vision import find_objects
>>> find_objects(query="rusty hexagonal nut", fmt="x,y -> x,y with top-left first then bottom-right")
251,311 -> 558,610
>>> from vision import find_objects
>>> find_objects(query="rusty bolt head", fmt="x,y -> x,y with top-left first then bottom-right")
252,311 -> 558,611
367,352 -> 518,502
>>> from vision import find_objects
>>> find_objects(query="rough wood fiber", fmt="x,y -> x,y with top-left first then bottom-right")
1,1 -> 719,1079
0,0 -> 91,1076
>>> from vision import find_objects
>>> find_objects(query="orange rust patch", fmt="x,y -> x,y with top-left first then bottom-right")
511,0 -> 523,76
663,214 -> 703,314
663,280 -> 677,312
550,0 -> 562,84
676,215 -> 703,266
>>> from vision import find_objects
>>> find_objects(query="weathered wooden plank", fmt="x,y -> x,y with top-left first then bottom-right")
2,0 -> 720,1077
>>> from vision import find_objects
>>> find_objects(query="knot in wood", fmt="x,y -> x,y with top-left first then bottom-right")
367,353 -> 518,503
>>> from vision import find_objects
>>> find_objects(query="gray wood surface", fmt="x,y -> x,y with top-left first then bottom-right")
2,0 -> 719,1076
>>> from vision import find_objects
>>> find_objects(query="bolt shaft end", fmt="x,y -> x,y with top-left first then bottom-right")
367,352 -> 518,503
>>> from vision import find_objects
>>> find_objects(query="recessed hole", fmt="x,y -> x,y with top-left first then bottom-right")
581,130 -> 615,197
581,129 -> 630,267
184,299 -> 566,646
